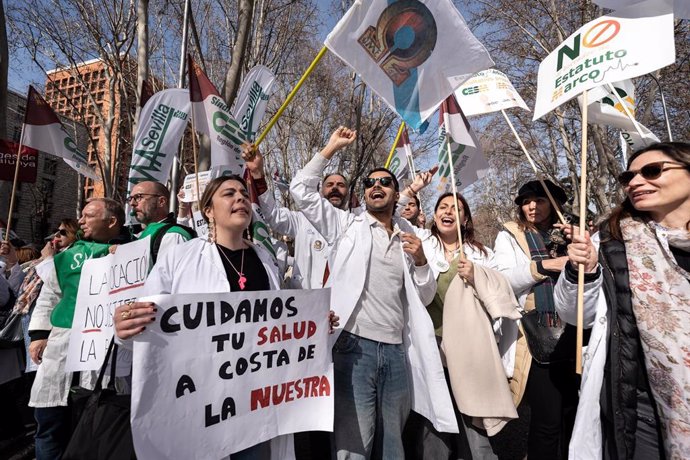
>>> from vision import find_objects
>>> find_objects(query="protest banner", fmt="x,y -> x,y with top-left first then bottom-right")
455,69 -> 529,116
131,289 -> 333,459
189,56 -> 248,172
0,140 -> 38,183
533,0 -> 675,120
231,65 -> 276,140
65,237 -> 151,373
325,0 -> 493,130
125,89 -> 191,225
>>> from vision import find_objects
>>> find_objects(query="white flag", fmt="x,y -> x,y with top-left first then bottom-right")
231,65 -> 276,141
455,69 -> 529,116
325,0 -> 493,130
593,0 -> 689,18
533,0 -> 675,120
581,80 -> 659,149
126,89 -> 191,225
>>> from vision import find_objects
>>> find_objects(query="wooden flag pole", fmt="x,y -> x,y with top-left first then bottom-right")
576,89 -> 589,375
500,109 -> 566,225
255,46 -> 328,147
4,125 -> 27,242
443,116 -> 465,260
605,83 -> 647,143
385,122 -> 406,168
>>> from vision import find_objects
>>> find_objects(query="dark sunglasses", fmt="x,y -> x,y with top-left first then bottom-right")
617,161 -> 688,186
363,176 -> 394,189
55,229 -> 68,236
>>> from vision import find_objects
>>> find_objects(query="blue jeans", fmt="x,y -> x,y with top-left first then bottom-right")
333,331 -> 410,460
34,406 -> 71,460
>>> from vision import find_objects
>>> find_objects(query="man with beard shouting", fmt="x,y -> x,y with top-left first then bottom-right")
243,145 -> 352,291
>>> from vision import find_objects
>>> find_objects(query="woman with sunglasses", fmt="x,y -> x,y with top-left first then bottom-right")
556,142 -> 690,459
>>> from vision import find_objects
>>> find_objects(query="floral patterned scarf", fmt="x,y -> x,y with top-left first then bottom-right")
620,217 -> 690,459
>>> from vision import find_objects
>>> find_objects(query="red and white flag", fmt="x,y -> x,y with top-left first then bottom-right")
188,56 -> 247,173
388,126 -> 413,181
437,95 -> 489,192
22,86 -> 98,180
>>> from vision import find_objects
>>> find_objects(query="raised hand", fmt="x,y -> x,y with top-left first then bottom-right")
242,143 -> 265,179
322,126 -> 357,159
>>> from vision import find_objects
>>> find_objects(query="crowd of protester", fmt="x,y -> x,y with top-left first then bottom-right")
0,134 -> 688,460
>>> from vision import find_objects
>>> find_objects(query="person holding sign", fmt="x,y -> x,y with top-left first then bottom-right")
28,198 -> 132,460
493,180 -> 581,460
289,127 -> 457,459
555,142 -> 690,460
115,174 -> 339,459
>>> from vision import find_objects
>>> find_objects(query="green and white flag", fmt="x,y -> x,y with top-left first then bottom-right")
231,65 -> 276,141
126,88 -> 191,225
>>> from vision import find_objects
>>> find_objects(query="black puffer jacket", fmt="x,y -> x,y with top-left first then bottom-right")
598,225 -> 659,459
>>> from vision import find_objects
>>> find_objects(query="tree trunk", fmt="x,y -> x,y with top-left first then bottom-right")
134,0 -> 149,131
222,0 -> 254,106
0,0 -> 8,138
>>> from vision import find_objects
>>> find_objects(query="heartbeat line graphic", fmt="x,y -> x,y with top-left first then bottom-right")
593,59 -> 639,84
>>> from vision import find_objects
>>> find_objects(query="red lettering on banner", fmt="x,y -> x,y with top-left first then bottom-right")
250,375 -> 331,411
256,321 -> 317,345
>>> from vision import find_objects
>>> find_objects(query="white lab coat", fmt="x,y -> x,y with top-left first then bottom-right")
554,237 -> 607,460
258,192 -> 331,289
290,153 -> 458,434
134,238 -> 295,460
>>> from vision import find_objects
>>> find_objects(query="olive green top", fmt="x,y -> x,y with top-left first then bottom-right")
426,254 -> 459,337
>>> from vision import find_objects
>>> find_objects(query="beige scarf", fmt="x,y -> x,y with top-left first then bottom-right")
620,217 -> 690,459
442,264 -> 522,436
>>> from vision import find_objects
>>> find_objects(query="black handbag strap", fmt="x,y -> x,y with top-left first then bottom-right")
95,338 -> 119,392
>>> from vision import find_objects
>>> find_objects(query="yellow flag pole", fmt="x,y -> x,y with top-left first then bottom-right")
5,124 -> 27,242
255,46 -> 328,147
576,89 -> 589,375
385,122 -> 406,168
500,109 -> 566,225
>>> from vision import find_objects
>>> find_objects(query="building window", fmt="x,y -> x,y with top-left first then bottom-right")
43,158 -> 58,176
12,125 -> 21,142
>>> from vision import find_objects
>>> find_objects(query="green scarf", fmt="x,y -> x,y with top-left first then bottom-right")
50,240 -> 111,328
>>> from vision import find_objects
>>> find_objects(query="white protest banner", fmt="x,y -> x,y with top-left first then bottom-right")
580,79 -> 659,148
131,289 -> 333,459
388,126 -> 413,181
533,0 -> 675,120
325,0 -> 493,130
125,89 -> 191,225
455,69 -> 529,116
593,0 -> 689,18
65,237 -> 151,373
232,65 -> 276,140
180,165 -> 241,202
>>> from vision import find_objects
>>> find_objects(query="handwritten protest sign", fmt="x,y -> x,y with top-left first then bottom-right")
65,237 -> 151,373
131,289 -> 333,459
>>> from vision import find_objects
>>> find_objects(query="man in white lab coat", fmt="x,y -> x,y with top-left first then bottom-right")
281,127 -> 458,459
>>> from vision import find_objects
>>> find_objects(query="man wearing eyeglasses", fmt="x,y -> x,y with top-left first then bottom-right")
128,181 -> 195,263
27,198 -> 132,460
284,127 -> 458,459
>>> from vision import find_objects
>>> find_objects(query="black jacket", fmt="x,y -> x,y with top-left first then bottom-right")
598,225 -> 660,459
